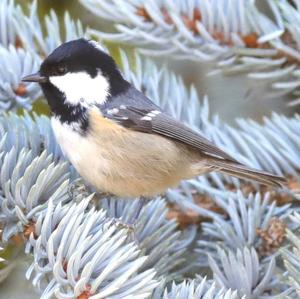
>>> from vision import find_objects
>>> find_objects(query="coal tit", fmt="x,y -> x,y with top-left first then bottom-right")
22,38 -> 286,197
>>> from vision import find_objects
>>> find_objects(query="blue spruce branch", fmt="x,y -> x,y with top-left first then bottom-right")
26,197 -> 159,299
0,45 -> 41,111
196,191 -> 290,265
208,246 -> 282,298
152,276 -> 242,299
101,197 -> 197,280
80,0 -> 300,105
281,212 -> 300,298
12,0 -> 85,54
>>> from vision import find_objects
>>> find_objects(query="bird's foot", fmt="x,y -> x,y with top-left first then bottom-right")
109,218 -> 139,244
68,179 -> 88,199
110,218 -> 135,233
111,198 -> 149,243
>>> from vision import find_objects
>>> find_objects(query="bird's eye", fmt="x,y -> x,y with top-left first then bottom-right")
57,66 -> 67,75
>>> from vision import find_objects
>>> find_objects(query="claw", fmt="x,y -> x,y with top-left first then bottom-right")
111,218 -> 135,233
109,218 -> 138,243
68,179 -> 88,199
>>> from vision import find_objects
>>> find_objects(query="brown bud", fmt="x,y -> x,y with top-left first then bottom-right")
242,33 -> 259,48
14,83 -> 27,96
23,222 -> 36,239
136,7 -> 152,22
77,285 -> 92,299
257,217 -> 286,256
182,15 -> 199,34
15,37 -> 23,49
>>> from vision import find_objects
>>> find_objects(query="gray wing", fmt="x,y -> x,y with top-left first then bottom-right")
103,104 -> 237,163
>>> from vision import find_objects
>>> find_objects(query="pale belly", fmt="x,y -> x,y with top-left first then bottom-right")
51,117 -> 204,197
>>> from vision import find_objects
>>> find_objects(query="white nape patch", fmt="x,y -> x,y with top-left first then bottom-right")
141,110 -> 160,121
49,71 -> 110,106
89,40 -> 105,52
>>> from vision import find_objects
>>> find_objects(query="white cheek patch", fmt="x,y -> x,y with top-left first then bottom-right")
49,71 -> 110,106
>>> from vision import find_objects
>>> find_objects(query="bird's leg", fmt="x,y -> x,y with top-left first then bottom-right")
110,197 -> 149,242
128,196 -> 149,242
89,191 -> 135,231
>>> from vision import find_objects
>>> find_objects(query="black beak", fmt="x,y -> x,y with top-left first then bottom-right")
22,72 -> 48,83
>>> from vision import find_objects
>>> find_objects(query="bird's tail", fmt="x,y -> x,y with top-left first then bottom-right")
208,159 -> 286,188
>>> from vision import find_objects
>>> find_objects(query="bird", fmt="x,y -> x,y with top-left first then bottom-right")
22,38 -> 286,198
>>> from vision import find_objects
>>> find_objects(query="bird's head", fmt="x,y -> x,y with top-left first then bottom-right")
22,38 -> 129,114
